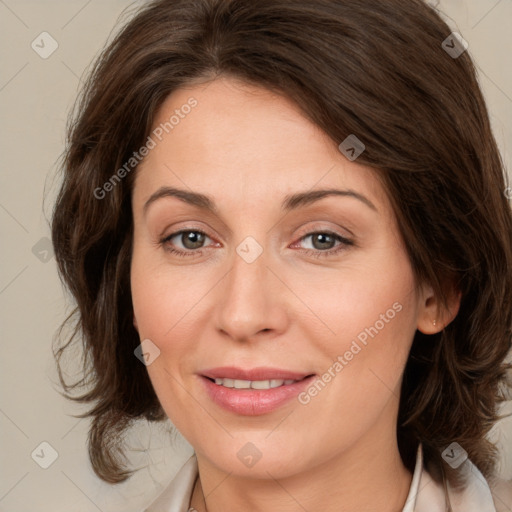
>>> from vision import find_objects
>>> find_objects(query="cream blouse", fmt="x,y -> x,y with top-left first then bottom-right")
145,444 -> 503,511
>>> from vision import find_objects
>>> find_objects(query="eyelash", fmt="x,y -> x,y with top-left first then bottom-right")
159,229 -> 353,259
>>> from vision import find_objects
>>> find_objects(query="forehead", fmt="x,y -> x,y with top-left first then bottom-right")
133,77 -> 388,212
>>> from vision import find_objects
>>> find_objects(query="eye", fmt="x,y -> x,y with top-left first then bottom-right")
160,229 -> 353,259
160,229 -> 212,257
293,231 -> 353,258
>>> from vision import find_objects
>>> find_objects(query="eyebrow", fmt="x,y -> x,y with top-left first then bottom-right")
143,186 -> 378,215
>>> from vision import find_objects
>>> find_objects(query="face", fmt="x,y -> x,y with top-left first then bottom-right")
130,76 -> 430,479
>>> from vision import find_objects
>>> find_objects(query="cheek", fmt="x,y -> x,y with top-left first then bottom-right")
130,247 -> 214,410
297,244 -> 418,398
130,247 -> 208,341
297,251 -> 416,355
130,258 -> 197,432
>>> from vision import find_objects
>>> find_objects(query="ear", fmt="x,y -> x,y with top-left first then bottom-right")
417,280 -> 461,335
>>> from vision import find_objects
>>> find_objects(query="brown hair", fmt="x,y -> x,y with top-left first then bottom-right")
51,0 -> 512,492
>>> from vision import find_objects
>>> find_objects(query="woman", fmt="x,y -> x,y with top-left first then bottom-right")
51,0 -> 512,510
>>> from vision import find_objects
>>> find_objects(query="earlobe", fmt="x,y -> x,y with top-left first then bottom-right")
417,283 -> 461,335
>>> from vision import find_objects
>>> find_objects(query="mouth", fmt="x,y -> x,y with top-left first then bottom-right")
204,376 -> 307,390
200,366 -> 314,382
199,367 -> 316,415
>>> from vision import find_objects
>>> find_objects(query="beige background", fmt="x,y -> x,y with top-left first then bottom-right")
1,1 -> 511,510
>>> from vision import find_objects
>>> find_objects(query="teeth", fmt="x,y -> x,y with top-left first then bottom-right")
234,379 -> 251,389
213,378 -> 298,389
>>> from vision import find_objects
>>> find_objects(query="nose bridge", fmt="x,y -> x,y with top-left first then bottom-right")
215,234 -> 285,340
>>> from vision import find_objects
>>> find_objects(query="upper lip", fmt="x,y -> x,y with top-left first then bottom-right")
201,367 -> 314,381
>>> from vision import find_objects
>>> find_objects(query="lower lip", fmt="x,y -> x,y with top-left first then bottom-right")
200,375 -> 316,415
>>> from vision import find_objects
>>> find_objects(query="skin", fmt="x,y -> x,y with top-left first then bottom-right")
130,76 -> 459,512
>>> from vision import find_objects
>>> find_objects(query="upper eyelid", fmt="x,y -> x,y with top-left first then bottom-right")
160,218 -> 354,239
161,224 -> 215,241
292,231 -> 353,250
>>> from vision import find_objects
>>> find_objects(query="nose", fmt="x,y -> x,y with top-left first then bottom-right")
214,241 -> 289,342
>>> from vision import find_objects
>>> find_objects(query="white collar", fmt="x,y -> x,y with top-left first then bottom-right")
403,444 -> 497,512
145,444 -> 498,511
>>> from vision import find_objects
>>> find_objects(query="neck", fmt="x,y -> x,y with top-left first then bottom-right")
190,430 -> 414,512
